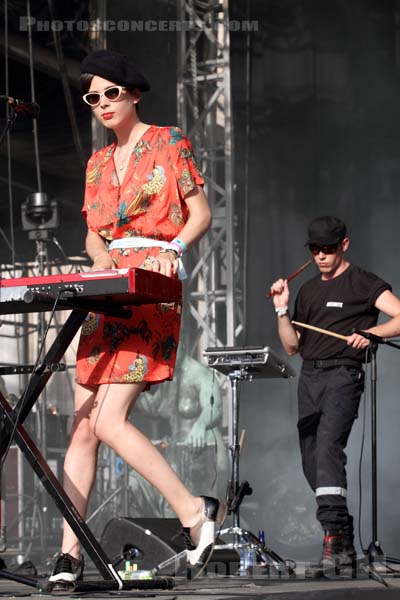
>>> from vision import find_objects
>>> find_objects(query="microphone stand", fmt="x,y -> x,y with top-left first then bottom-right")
355,330 -> 400,572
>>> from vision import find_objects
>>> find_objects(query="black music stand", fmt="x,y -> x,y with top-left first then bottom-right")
203,346 -> 296,575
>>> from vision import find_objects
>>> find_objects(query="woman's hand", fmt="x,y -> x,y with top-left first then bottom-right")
91,252 -> 114,271
152,250 -> 178,278
86,230 -> 114,271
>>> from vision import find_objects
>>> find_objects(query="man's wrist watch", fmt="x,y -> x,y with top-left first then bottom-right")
275,306 -> 289,317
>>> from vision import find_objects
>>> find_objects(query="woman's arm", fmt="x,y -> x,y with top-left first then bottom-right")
174,185 -> 212,249
154,185 -> 211,277
86,229 -> 114,270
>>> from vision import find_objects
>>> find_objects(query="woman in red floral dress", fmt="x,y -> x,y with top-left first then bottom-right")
49,50 -> 225,588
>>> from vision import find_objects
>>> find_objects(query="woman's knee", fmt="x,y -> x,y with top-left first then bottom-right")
92,413 -> 132,447
91,416 -> 118,446
70,416 -> 99,448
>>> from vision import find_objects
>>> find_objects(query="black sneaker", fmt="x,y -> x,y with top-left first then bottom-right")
48,552 -> 84,585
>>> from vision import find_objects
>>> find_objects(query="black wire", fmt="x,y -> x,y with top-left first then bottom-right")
0,291 -> 64,474
52,235 -> 69,262
3,0 -> 17,268
26,0 -> 43,193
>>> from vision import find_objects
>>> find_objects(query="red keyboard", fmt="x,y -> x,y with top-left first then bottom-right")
0,268 -> 182,315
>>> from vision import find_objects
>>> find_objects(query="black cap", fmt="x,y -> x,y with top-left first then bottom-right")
306,216 -> 347,246
80,49 -> 150,92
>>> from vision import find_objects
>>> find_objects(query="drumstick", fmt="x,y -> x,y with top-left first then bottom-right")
267,259 -> 313,298
292,320 -> 348,341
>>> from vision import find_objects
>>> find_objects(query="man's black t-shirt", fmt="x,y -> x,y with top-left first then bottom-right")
293,264 -> 391,362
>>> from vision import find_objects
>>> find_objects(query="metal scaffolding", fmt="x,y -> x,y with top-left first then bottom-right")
177,0 -> 243,355
89,0 -> 108,152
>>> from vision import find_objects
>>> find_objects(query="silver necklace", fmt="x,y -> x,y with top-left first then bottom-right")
115,147 -> 132,171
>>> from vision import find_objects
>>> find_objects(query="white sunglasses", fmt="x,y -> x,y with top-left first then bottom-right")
82,85 -> 128,106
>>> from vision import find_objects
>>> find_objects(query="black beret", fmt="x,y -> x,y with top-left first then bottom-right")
80,49 -> 150,92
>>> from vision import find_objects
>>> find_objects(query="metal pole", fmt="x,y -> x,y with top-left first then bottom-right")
229,373 -> 240,529
371,346 -> 378,543
366,343 -> 385,562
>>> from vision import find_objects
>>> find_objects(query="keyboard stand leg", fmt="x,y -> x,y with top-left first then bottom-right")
0,310 -> 87,456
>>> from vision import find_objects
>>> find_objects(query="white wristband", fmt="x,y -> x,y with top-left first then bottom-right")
275,306 -> 289,317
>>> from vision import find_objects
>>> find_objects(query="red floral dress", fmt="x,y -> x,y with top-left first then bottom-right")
76,125 -> 204,386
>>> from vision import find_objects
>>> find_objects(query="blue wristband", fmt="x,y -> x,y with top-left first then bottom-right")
172,237 -> 187,254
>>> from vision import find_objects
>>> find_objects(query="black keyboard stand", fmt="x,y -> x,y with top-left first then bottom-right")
0,309 -> 174,592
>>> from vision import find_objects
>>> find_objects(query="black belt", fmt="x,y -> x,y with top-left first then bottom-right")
303,358 -> 362,370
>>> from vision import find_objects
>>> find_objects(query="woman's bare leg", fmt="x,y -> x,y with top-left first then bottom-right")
90,383 -> 203,527
61,383 -> 100,558
58,381 -> 212,563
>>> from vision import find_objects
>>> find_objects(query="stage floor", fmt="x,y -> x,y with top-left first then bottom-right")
1,570 -> 400,599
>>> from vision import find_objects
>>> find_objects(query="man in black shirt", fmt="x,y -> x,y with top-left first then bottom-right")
270,216 -> 400,573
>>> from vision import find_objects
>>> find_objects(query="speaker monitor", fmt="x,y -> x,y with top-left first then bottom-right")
100,517 -> 186,575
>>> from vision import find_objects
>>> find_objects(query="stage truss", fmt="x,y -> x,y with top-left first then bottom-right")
177,0 -> 244,354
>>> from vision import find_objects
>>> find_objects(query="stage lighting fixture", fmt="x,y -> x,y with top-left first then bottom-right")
21,192 -> 59,240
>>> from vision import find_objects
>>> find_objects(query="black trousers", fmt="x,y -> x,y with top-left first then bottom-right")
297,365 -> 365,531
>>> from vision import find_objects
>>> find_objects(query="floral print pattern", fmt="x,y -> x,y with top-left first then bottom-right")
76,125 -> 204,386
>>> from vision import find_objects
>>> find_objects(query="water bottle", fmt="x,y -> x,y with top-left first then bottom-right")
239,545 -> 247,576
239,544 -> 256,575
247,544 -> 256,574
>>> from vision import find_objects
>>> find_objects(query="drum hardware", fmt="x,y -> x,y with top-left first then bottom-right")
203,346 -> 296,575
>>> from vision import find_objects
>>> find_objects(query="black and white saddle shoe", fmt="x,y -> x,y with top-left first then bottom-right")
47,552 -> 84,592
182,496 -> 227,579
